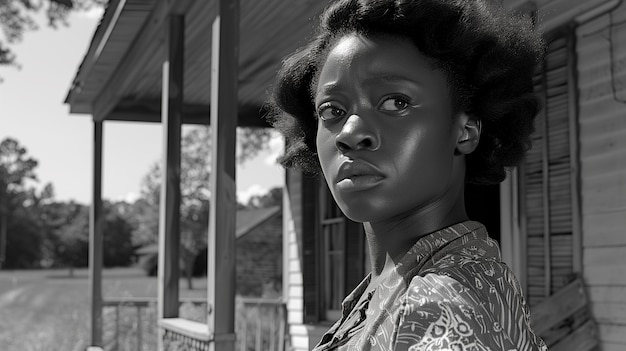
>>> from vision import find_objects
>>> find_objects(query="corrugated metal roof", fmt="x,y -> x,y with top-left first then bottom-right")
65,0 -> 329,127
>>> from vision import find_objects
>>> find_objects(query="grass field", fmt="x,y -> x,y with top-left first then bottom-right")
0,267 -> 208,351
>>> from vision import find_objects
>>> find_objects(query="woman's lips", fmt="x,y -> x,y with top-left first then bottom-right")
335,161 -> 385,192
336,174 -> 384,192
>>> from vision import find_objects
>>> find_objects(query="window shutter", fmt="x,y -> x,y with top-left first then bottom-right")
319,183 -> 345,321
344,218 -> 365,294
521,30 -> 578,306
315,180 -> 366,322
301,175 -> 320,323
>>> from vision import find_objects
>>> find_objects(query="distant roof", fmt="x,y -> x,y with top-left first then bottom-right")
135,205 -> 281,254
236,206 -> 281,239
65,0 -> 329,126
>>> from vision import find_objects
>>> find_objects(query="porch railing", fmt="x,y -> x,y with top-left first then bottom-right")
236,297 -> 287,351
102,297 -> 286,351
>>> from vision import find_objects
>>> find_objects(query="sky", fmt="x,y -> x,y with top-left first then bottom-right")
0,8 -> 284,205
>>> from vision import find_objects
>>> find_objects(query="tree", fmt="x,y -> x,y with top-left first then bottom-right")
0,0 -> 106,70
38,198 -> 84,269
3,195 -> 46,268
103,201 -> 135,267
0,138 -> 39,269
53,201 -> 135,274
139,127 -> 212,289
136,126 -> 271,288
245,186 -> 283,209
54,204 -> 90,273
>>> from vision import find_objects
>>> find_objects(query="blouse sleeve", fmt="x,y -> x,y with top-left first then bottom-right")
392,264 -> 548,351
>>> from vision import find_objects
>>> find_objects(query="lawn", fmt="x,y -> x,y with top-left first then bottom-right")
0,267 -> 208,351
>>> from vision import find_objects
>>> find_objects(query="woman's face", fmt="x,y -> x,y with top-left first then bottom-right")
315,33 -> 463,223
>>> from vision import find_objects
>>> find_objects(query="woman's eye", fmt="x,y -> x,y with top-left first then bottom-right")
317,103 -> 346,121
379,96 -> 412,112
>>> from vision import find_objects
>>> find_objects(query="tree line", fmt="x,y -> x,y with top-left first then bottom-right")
0,127 -> 278,279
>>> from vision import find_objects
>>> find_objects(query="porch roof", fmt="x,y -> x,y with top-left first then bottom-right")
64,0 -> 329,127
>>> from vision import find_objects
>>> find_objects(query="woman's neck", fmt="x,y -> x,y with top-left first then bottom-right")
363,186 -> 468,275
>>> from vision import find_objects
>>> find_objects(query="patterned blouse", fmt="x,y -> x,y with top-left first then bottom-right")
313,221 -> 548,351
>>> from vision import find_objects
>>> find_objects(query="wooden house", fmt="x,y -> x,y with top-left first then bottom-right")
65,0 -> 626,350
282,1 -> 626,350
134,206 -> 282,298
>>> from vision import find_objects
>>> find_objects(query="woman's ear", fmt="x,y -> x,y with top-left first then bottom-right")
456,114 -> 481,155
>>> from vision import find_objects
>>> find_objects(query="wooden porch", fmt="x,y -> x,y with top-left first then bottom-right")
66,0 -> 626,350
65,0 -> 329,350
99,297 -> 286,351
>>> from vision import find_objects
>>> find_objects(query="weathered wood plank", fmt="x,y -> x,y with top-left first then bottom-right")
157,14 -> 184,328
89,120 -> 104,347
590,302 -> 626,325
587,285 -> 626,304
581,128 -> 626,159
582,210 -> 626,247
601,342 -> 626,351
597,324 -> 626,344
92,0 -> 195,121
583,265 -> 626,286
581,176 -> 626,212
530,279 -> 587,335
288,285 -> 303,299
207,1 -> 239,350
580,148 -> 626,181
584,246 -> 626,266
549,320 -> 598,351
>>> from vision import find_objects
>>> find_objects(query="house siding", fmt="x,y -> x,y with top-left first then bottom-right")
577,2 -> 626,349
283,2 -> 626,349
284,170 -> 310,351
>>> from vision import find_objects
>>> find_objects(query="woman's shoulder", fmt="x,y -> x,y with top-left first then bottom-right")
394,262 -> 546,351
406,255 -> 526,312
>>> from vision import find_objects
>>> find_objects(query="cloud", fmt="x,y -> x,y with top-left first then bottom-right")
112,192 -> 140,203
124,192 -> 140,203
76,7 -> 105,20
237,184 -> 268,204
264,132 -> 284,165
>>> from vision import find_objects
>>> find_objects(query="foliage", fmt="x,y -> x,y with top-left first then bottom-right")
3,202 -> 46,268
136,126 -> 271,287
0,127 -> 274,270
0,137 -> 44,268
0,0 -> 106,68
0,136 -> 136,269
245,186 -> 282,209
52,201 -> 136,269
39,199 -> 85,267
54,204 -> 90,268
237,127 -> 272,164
103,201 -> 135,267
0,138 -> 38,187
138,127 -> 212,287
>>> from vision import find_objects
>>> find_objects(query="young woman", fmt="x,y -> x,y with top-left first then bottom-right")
267,0 -> 547,350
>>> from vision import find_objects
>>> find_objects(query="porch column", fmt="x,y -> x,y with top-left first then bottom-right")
207,0 -> 239,350
158,14 -> 184,324
89,119 -> 104,347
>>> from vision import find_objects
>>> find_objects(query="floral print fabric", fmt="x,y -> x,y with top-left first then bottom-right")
313,221 -> 548,351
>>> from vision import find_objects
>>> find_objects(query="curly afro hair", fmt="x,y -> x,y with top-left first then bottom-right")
266,0 -> 544,184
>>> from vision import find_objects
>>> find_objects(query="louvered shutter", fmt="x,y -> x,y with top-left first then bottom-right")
319,183 -> 346,321
301,174 -> 321,323
520,30 -> 579,306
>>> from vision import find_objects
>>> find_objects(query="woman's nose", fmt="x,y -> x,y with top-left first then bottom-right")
335,114 -> 380,153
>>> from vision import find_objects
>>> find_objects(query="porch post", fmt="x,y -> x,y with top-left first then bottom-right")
89,119 -> 104,347
207,0 -> 239,350
158,13 -> 184,326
